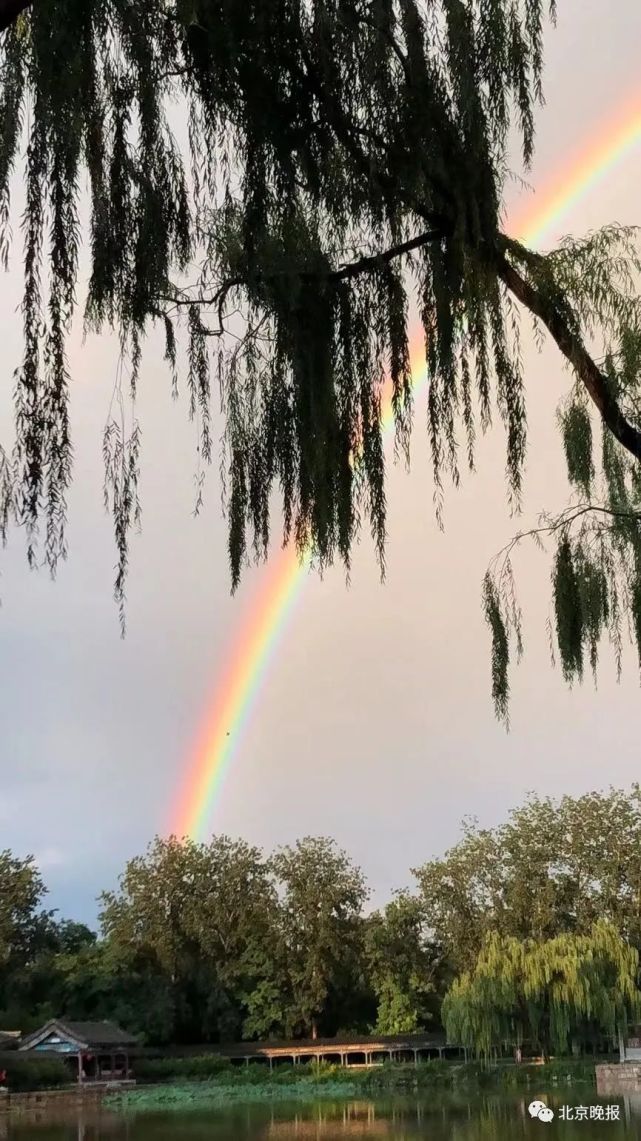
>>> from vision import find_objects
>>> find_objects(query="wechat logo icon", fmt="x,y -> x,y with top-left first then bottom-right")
529,1100 -> 555,1123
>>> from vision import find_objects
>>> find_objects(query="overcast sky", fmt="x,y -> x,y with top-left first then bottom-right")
2,0 -> 641,928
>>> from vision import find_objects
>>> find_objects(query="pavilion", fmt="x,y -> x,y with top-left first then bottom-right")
18,1019 -> 138,1083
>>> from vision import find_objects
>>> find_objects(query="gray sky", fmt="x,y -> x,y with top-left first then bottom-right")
1,0 -> 641,927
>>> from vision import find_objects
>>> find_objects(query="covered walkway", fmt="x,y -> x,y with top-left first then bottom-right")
215,1032 -> 467,1069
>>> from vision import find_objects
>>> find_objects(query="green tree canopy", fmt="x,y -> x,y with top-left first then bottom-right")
442,920 -> 641,1059
2,2 -> 641,710
365,892 -> 443,1034
96,834 -> 373,1041
0,851 -> 49,966
5,798 -> 641,1050
414,786 -> 641,976
0,856 -> 100,1032
99,834 -> 280,1042
271,836 -> 369,1039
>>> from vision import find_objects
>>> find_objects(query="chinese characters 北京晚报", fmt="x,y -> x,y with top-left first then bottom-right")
558,1105 -> 620,1121
528,1101 -> 623,1124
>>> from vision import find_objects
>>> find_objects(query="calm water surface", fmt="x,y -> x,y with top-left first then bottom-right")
4,1089 -> 641,1139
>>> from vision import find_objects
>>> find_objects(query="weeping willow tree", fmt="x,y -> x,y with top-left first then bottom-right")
1,1 -> 641,710
442,920 -> 641,1060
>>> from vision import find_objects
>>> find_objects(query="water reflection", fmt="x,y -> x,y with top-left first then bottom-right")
2,1090 -> 641,1139
625,1095 -> 641,1122
265,1100 -> 390,1136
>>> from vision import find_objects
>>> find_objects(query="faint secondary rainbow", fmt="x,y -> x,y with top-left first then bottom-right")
171,95 -> 641,842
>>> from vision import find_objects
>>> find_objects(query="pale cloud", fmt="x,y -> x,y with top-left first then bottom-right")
33,848 -> 69,872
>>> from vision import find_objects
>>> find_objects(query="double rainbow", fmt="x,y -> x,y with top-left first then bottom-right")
171,95 -> 641,842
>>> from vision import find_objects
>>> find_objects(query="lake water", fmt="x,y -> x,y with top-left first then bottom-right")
4,1089 -> 641,1138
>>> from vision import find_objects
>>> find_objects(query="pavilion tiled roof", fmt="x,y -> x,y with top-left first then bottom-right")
60,1021 -> 138,1047
19,1019 -> 139,1051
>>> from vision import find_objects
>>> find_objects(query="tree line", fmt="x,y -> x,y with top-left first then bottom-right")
3,786 -> 641,1058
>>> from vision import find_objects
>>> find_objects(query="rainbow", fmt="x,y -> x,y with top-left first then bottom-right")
170,96 -> 641,842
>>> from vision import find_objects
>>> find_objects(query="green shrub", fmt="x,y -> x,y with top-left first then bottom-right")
2,1056 -> 70,1091
133,1054 -> 232,1082
107,1078 -> 361,1112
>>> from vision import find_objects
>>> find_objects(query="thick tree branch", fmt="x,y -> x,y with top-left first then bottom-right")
160,227 -> 444,313
0,0 -> 30,33
331,228 -> 444,279
496,249 -> 641,464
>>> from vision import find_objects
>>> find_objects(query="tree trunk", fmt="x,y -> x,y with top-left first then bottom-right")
311,1019 -> 318,1041
496,248 -> 641,465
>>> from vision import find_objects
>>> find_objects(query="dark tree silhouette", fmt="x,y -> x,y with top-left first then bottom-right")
2,1 -> 641,713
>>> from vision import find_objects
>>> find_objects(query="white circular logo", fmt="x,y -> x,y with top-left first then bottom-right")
528,1100 -> 555,1122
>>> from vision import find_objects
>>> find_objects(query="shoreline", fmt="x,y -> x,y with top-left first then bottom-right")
0,1057 -> 607,1115
0,1084 -> 131,1115
103,1059 -> 600,1115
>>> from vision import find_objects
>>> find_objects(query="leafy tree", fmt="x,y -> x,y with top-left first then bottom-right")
545,786 -> 641,946
0,851 -> 58,1024
168,834 -> 283,1041
271,837 -> 368,1039
414,786 -> 641,975
0,851 -> 49,962
366,893 -> 444,1034
412,822 -> 505,974
99,834 -> 279,1043
52,920 -> 96,956
442,920 -> 641,1060
53,939 -> 179,1044
1,2 -> 641,711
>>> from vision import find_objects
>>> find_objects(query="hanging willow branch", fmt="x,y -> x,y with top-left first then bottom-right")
2,0 -> 641,716
443,920 -> 641,1059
